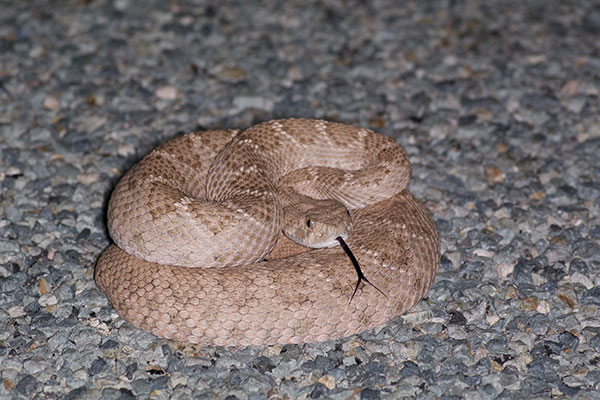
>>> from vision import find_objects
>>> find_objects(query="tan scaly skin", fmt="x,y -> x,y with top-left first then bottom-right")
95,118 -> 440,346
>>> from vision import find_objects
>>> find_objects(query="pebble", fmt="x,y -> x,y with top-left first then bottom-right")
155,85 -> 178,100
42,95 -> 60,111
233,95 -> 275,112
1,0 -> 599,399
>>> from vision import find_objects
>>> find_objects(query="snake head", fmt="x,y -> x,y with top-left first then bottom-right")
282,199 -> 353,248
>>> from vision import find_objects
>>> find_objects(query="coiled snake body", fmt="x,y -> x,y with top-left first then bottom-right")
95,119 -> 439,346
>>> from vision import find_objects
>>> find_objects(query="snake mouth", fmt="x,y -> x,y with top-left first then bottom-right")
335,236 -> 387,303
307,232 -> 350,248
283,225 -> 351,249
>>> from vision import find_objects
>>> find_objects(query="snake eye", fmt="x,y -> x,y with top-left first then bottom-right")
346,209 -> 350,217
306,218 -> 312,228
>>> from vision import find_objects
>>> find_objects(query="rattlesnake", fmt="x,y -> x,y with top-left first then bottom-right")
95,118 -> 440,346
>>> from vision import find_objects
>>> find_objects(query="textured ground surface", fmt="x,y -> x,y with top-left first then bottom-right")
1,0 -> 599,399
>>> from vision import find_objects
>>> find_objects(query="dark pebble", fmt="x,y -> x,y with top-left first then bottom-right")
360,388 -> 381,400
557,331 -> 579,351
448,311 -> 467,325
100,339 -> 119,350
149,375 -> 169,391
15,375 -> 39,396
64,387 -> 87,400
400,360 -> 421,377
574,241 -> 600,259
301,355 -> 337,372
439,255 -> 454,271
347,362 -> 386,386
308,383 -> 329,398
253,356 -> 276,374
589,333 -> 600,351
582,286 -> 600,306
89,358 -> 107,376
558,382 -> 580,396
512,258 -> 534,285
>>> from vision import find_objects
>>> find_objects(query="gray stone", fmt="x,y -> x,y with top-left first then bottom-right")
1,0 -> 599,398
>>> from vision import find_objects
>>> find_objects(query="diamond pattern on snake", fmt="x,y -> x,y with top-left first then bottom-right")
95,118 -> 440,346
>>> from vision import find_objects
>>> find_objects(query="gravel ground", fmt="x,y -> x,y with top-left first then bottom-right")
1,0 -> 599,398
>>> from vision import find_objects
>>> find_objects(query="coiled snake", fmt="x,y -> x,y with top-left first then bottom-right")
95,119 -> 439,346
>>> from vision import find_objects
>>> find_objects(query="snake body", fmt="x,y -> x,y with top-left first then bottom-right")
95,119 -> 440,346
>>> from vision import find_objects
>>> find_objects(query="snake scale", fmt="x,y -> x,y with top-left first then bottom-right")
95,118 -> 440,346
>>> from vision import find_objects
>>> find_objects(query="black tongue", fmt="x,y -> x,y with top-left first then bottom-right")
335,236 -> 387,303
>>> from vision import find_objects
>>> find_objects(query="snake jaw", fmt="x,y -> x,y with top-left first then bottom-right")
282,199 -> 353,248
